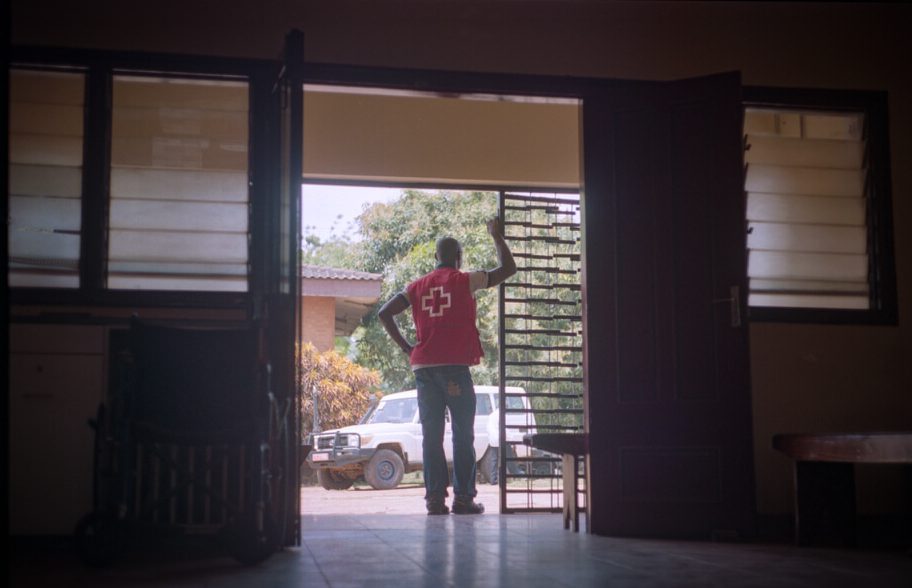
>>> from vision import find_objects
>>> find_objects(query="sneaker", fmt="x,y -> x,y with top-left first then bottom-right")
451,497 -> 484,515
426,498 -> 449,516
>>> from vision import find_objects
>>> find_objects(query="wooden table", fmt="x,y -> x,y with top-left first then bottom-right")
523,433 -> 588,532
772,432 -> 912,546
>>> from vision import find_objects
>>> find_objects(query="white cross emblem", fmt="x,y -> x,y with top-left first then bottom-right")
421,286 -> 452,317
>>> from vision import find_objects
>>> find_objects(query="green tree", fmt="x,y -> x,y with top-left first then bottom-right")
302,233 -> 355,268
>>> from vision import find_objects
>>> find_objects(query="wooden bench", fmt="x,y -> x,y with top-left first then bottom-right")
523,433 -> 588,532
772,432 -> 912,547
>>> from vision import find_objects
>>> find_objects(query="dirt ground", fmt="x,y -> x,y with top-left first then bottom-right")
300,478 -> 503,515
299,470 -> 572,515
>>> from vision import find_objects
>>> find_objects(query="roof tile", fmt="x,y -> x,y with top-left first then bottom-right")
300,264 -> 382,281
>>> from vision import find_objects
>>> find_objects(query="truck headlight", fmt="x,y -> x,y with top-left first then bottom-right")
337,433 -> 361,448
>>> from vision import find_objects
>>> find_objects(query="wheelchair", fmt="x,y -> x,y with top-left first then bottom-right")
74,317 -> 292,566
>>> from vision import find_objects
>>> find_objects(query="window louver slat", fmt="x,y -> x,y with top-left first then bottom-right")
746,193 -> 865,226
747,222 -> 866,254
745,164 -> 864,197
745,135 -> 863,169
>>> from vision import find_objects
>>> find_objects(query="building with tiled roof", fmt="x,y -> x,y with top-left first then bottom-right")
300,264 -> 383,351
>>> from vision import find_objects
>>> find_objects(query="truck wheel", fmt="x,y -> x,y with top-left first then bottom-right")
317,469 -> 354,490
479,446 -> 498,485
364,449 -> 404,490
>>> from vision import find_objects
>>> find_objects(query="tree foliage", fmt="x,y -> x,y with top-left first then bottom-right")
298,342 -> 381,439
302,234 -> 353,268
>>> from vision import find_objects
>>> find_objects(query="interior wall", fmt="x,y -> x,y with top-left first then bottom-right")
8,325 -> 105,534
11,0 -> 912,517
303,91 -> 579,187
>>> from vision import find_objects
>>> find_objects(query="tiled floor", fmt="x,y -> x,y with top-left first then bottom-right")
11,513 -> 912,587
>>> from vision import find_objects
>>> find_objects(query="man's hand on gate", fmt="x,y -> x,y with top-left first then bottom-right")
487,217 -> 504,239
484,216 -> 517,288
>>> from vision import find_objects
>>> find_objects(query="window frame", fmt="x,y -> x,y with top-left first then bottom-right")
742,86 -> 897,325
8,46 -> 277,310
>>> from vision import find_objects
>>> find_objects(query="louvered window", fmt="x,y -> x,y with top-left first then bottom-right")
743,99 -> 894,322
8,69 -> 85,288
107,75 -> 249,291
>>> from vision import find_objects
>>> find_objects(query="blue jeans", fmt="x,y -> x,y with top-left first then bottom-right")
415,366 -> 477,501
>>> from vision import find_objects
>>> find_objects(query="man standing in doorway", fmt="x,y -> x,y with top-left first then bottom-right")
378,218 -> 516,515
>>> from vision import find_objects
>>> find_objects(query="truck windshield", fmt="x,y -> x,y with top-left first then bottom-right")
367,398 -> 418,424
494,396 -> 525,410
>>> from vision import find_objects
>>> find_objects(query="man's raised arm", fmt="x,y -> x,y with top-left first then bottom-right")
378,293 -> 413,357
484,217 -> 517,288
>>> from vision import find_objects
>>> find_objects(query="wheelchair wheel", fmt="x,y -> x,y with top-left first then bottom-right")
74,511 -> 125,567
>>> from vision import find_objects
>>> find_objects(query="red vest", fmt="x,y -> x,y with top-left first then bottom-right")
407,267 -> 483,367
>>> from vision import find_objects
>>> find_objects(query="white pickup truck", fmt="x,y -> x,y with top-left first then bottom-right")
307,385 -> 535,490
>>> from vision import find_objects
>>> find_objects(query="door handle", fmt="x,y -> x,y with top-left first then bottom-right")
712,285 -> 741,328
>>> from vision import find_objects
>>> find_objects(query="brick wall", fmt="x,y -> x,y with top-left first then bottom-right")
301,296 -> 335,352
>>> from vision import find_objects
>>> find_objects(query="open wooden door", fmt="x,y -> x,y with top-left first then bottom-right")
261,29 -> 304,546
580,72 -> 756,538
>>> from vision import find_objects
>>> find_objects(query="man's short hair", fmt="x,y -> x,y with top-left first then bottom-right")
436,237 -> 462,266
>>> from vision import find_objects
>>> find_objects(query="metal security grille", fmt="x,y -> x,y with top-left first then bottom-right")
498,191 -> 585,514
